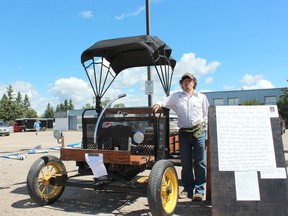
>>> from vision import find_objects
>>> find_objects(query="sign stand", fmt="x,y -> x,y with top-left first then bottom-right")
208,105 -> 288,216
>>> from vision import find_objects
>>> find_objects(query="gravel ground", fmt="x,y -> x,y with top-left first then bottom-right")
0,130 -> 287,216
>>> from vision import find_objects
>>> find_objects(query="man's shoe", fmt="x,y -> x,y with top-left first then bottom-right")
193,193 -> 204,201
179,190 -> 193,199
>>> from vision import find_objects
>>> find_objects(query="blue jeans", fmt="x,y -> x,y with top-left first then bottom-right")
179,130 -> 207,195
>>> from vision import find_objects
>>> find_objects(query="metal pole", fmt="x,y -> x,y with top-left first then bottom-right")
146,0 -> 150,35
146,0 -> 152,107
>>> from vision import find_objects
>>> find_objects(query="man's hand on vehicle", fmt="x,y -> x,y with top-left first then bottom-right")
152,104 -> 160,113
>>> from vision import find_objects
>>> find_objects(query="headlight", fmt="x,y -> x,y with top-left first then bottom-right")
53,130 -> 62,139
133,131 -> 144,144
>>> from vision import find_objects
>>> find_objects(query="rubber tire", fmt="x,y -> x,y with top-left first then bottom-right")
27,155 -> 66,205
147,160 -> 179,216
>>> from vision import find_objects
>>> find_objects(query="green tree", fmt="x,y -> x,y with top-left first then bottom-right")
0,94 -> 9,121
42,103 -> 54,118
55,104 -> 60,112
22,94 -> 37,118
61,103 -> 65,111
55,98 -> 74,112
83,103 -> 94,109
101,97 -> 125,108
26,109 -> 38,118
240,99 -> 264,105
23,94 -> 31,109
101,97 -> 111,108
15,92 -> 25,118
55,103 -> 66,112
4,85 -> 18,121
277,87 -> 288,125
64,99 -> 68,110
15,92 -> 22,106
68,99 -> 74,110
113,103 -> 125,108
0,85 -> 38,121
97,97 -> 125,109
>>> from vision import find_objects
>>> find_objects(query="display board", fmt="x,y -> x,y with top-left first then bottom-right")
209,105 -> 288,216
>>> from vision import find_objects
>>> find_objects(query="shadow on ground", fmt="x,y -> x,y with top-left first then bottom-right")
8,182 -> 211,216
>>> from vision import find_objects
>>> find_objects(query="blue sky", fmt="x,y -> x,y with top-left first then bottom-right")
1,0 -> 287,115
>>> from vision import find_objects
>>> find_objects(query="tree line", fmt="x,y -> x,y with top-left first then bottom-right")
0,85 -> 126,123
0,85 -> 76,122
277,87 -> 288,125
1,84 -> 287,126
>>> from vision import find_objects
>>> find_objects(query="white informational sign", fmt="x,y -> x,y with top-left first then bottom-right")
85,153 -> 107,178
145,80 -> 153,95
234,171 -> 260,201
260,168 -> 287,179
215,105 -> 286,201
216,105 -> 277,172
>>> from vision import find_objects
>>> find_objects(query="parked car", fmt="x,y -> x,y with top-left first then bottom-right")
279,115 -> 286,135
6,122 -> 14,132
0,121 -> 10,136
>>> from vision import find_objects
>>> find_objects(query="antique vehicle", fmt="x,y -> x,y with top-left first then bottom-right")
26,35 -> 180,216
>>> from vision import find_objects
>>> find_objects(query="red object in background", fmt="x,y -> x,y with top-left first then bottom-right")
12,122 -> 27,132
12,118 -> 53,132
12,122 -> 21,132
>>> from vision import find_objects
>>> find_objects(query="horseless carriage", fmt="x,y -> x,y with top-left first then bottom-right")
27,35 -> 181,216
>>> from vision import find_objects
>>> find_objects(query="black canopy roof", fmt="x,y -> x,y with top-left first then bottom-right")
81,35 -> 176,74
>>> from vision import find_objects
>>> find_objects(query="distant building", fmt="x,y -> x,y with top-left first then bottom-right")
54,109 -> 97,131
54,88 -> 285,130
203,87 -> 285,106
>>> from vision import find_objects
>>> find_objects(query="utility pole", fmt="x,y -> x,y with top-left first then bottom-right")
146,0 -> 152,107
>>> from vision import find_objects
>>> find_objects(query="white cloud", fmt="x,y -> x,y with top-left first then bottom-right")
78,10 -> 93,19
223,85 -> 238,90
0,83 -> 6,96
6,52 -> 277,116
43,52 -> 221,110
13,81 -> 40,99
240,73 -> 274,89
105,52 -> 220,106
12,81 -> 44,115
151,0 -> 165,4
205,76 -> 214,84
114,0 -> 164,20
115,67 -> 146,87
48,77 -> 94,109
115,6 -> 145,20
115,13 -> 125,20
241,73 -> 262,85
0,81 -> 51,116
33,97 -> 59,116
174,53 -> 220,81
128,6 -> 145,17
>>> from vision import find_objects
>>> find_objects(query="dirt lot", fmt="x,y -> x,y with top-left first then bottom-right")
0,130 -> 287,216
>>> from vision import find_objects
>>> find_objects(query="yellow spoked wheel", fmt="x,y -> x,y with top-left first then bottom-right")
27,155 -> 66,205
147,160 -> 179,216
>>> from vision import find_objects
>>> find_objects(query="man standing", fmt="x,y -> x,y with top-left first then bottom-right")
33,119 -> 41,135
152,73 -> 209,201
